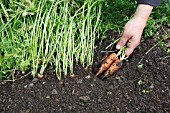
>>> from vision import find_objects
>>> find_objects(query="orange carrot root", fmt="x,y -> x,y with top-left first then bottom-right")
96,53 -> 118,76
103,59 -> 122,78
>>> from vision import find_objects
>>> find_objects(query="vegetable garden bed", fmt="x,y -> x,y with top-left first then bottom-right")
1,0 -> 170,112
0,29 -> 170,113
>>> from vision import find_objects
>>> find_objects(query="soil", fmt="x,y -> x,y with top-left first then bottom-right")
0,30 -> 170,113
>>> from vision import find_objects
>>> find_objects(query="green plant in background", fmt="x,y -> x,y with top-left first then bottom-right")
162,0 -> 170,4
0,0 -> 102,80
100,0 -> 136,32
100,0 -> 169,37
158,26 -> 170,54
143,1 -> 170,38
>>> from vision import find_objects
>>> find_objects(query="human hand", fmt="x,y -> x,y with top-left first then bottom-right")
116,17 -> 146,56
116,4 -> 153,57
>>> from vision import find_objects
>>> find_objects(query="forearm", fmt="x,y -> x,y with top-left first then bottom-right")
133,4 -> 153,24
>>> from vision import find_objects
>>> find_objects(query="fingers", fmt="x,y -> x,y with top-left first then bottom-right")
116,18 -> 143,56
116,31 -> 140,57
116,30 -> 132,50
125,37 -> 140,56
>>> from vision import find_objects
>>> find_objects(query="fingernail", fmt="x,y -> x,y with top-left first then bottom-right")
116,45 -> 121,49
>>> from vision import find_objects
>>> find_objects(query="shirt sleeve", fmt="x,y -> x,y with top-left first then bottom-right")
137,0 -> 160,6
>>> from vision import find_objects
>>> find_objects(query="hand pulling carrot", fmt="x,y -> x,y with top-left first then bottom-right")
96,53 -> 118,76
103,59 -> 122,79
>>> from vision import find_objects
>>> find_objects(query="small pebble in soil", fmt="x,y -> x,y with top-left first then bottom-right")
68,106 -> 73,110
107,91 -> 112,95
29,83 -> 34,87
0,81 -> 7,85
150,85 -> 154,89
72,90 -> 75,95
51,89 -> 58,95
32,78 -> 39,83
77,79 -> 83,84
146,59 -> 153,66
77,102 -> 86,107
98,98 -> 102,103
85,75 -> 91,79
156,67 -> 160,69
116,107 -> 120,112
115,76 -> 121,80
94,78 -> 97,82
42,82 -> 46,84
86,91 -> 91,94
120,75 -> 125,79
79,96 -> 90,101
24,85 -> 28,88
46,95 -> 50,99
55,97 -> 60,102
19,109 -> 30,113
59,80 -> 64,85
90,84 -> 94,87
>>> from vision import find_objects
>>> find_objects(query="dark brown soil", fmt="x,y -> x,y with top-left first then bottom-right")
0,30 -> 170,113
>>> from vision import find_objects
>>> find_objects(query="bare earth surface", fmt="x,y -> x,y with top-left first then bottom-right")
0,30 -> 170,113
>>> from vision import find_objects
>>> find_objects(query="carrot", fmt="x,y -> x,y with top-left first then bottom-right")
70,73 -> 75,78
96,53 -> 118,76
37,73 -> 44,79
103,59 -> 122,78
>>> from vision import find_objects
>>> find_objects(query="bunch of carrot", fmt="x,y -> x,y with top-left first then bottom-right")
96,53 -> 123,79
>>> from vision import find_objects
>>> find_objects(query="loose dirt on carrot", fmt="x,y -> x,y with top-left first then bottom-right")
0,30 -> 170,113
